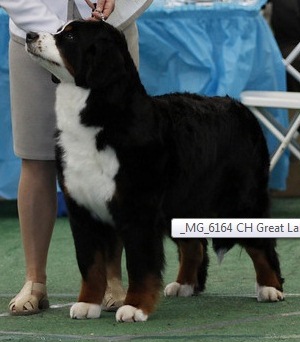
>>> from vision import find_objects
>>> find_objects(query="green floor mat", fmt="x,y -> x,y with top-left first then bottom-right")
0,198 -> 300,341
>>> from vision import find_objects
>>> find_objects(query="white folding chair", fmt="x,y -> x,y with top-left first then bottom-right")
240,42 -> 300,171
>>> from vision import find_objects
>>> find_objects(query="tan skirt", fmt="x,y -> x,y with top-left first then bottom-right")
9,35 -> 57,160
9,23 -> 139,160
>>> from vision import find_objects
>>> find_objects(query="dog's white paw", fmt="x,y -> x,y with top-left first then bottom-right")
70,302 -> 101,319
115,305 -> 148,322
256,283 -> 284,302
164,282 -> 194,297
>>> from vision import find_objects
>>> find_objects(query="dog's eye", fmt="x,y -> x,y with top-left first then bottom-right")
64,32 -> 75,40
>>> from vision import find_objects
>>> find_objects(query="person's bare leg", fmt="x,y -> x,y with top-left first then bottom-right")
9,159 -> 57,315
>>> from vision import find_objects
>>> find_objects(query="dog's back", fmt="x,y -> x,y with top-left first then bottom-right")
125,92 -> 270,221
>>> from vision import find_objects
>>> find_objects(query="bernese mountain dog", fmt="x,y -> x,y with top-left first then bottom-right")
25,20 -> 284,322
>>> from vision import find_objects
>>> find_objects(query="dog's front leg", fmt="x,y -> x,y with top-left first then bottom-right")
66,207 -> 108,319
70,247 -> 106,319
70,249 -> 107,319
116,227 -> 165,322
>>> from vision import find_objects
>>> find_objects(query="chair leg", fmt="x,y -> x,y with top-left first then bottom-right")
270,112 -> 300,170
249,106 -> 300,170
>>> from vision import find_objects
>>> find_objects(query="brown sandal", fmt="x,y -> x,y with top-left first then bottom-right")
102,279 -> 126,312
9,281 -> 49,315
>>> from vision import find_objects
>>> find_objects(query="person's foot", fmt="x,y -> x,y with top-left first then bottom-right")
9,281 -> 49,315
102,282 -> 126,312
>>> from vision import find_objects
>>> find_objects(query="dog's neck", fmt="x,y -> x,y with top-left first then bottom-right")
88,59 -> 149,109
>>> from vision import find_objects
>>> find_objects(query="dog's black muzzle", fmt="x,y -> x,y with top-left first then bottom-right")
26,32 -> 39,44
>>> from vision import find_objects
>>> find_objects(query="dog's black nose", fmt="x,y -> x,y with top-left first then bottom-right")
26,32 -> 39,44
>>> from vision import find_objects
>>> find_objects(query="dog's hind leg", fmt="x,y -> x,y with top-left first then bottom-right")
242,239 -> 284,302
164,239 -> 208,297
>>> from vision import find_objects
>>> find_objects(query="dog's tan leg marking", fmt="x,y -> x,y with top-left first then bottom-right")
116,274 -> 161,322
245,247 -> 284,302
103,238 -> 126,311
164,240 -> 203,297
70,251 -> 106,319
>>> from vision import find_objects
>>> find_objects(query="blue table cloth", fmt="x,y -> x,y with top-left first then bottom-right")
137,0 -> 289,190
0,9 -> 20,199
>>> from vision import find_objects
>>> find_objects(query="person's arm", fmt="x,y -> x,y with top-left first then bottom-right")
0,0 -> 64,33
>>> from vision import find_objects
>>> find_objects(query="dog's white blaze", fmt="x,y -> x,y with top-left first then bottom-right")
56,83 -> 119,224
36,33 -> 62,64
26,33 -> 74,83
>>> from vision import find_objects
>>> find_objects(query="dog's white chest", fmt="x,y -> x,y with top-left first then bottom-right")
55,83 -> 119,224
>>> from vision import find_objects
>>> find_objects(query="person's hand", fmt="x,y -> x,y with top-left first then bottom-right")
84,0 -> 115,21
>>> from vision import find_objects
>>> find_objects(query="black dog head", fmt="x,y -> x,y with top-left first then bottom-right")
26,20 -> 133,89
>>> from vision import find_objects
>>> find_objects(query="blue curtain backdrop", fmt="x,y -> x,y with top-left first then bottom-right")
137,0 -> 289,190
0,8 -> 21,199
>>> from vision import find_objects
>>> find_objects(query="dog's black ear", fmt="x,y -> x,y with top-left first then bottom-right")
75,40 -> 127,89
